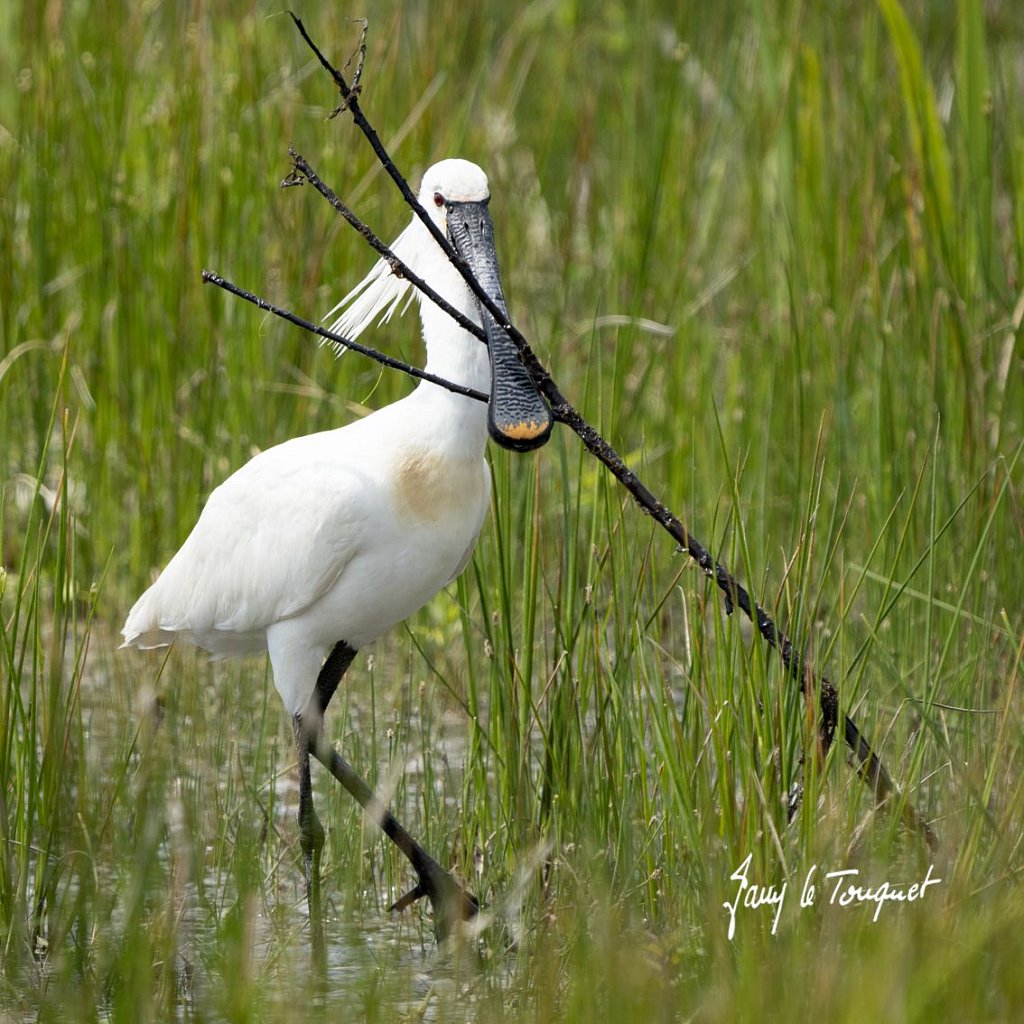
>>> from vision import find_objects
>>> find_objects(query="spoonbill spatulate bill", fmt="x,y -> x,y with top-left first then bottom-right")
122,158 -> 553,928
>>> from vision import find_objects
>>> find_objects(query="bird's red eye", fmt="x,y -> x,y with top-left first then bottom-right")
433,191 -> 444,208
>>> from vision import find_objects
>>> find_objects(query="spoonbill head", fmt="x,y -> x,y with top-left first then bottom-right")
328,158 -> 553,451
122,157 -> 549,927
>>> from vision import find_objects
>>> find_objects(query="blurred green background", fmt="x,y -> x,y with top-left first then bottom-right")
2,1 -> 1023,1020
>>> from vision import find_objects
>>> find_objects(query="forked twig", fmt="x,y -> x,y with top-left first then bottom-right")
327,17 -> 366,117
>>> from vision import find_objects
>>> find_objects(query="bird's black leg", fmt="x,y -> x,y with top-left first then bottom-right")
292,715 -> 327,908
302,640 -> 479,940
313,741 -> 479,941
293,641 -> 356,914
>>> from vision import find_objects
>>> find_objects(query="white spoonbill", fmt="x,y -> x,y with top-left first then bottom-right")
122,158 -> 552,920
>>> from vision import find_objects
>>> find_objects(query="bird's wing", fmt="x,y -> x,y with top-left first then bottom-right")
123,436 -> 370,646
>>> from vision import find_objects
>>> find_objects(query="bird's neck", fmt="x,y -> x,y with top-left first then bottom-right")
406,264 -> 491,452
420,301 -> 491,390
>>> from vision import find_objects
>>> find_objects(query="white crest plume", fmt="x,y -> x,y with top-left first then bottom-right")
322,219 -> 424,357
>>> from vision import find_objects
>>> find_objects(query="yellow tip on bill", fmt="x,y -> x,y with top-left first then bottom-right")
498,420 -> 548,440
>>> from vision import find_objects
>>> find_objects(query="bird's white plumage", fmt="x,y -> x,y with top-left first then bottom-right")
321,218 -> 418,352
123,158 -> 495,715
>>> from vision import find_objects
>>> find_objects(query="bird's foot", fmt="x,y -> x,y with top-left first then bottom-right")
390,858 -> 479,942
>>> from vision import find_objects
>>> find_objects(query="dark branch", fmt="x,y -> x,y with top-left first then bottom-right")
284,14 -> 937,851
200,270 -> 488,404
